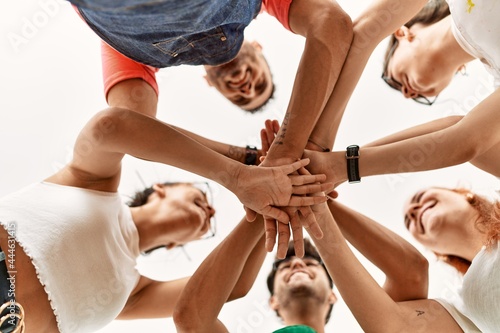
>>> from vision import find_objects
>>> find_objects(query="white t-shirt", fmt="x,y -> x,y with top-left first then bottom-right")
436,241 -> 500,332
0,182 -> 141,333
447,0 -> 500,88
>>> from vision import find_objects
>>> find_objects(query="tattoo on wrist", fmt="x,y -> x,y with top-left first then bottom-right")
275,112 -> 289,146
416,310 -> 425,316
228,145 -> 245,162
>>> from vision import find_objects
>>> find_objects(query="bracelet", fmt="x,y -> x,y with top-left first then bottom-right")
346,145 -> 361,183
244,145 -> 258,165
307,139 -> 330,152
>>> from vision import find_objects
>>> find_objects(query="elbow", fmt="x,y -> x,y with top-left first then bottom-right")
173,304 -> 199,333
411,254 -> 429,290
443,115 -> 464,126
403,251 -> 429,298
74,107 -> 134,154
307,4 -> 353,56
229,282 -> 252,301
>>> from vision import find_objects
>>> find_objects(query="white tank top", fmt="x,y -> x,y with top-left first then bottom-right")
447,0 -> 500,88
0,182 -> 141,333
436,241 -> 500,332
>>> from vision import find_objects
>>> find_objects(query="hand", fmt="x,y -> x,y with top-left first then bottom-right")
259,119 -> 280,162
237,159 -> 333,224
264,166 -> 331,258
258,120 -> 325,257
303,149 -> 345,187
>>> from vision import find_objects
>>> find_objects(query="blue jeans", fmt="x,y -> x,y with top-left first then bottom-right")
70,0 -> 262,68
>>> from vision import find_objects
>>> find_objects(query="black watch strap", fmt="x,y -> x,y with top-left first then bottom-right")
346,145 -> 361,183
244,146 -> 258,165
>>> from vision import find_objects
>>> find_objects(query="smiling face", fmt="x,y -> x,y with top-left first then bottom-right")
204,40 -> 274,112
403,188 -> 478,253
384,23 -> 456,101
150,183 -> 216,249
270,256 -> 334,311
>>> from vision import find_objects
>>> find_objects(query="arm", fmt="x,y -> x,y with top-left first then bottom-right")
264,0 -> 353,162
173,216 -> 266,332
104,42 -> 264,164
362,114 -> 500,176
308,0 -> 429,150
305,88 -> 500,183
307,201 -> 463,333
327,199 -> 428,301
363,116 -> 463,148
45,107 -> 330,222
119,217 -> 266,321
357,88 -> 500,179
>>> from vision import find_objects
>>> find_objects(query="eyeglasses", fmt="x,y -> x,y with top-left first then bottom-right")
381,42 -> 438,106
141,181 -> 217,257
191,181 -> 217,240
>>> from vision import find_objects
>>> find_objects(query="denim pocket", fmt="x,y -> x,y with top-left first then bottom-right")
152,24 -> 243,66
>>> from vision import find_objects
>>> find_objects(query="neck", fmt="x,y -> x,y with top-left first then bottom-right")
451,223 -> 487,262
426,16 -> 475,67
279,299 -> 328,333
130,206 -> 164,253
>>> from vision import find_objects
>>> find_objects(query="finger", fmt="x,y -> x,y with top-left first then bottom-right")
288,195 -> 328,206
298,206 -> 324,239
265,119 -> 275,139
328,190 -> 339,198
290,214 -> 304,258
271,119 -> 280,134
264,218 -> 277,252
244,206 -> 258,222
292,183 -> 334,195
289,174 -> 327,185
296,166 -> 312,176
261,205 -> 290,224
283,158 -> 310,174
260,129 -> 270,155
276,222 -> 291,259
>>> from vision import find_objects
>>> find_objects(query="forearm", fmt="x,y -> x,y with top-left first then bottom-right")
327,125 -> 475,184
267,0 -> 352,160
174,216 -> 265,332
309,0 -> 429,150
170,125 -> 261,165
363,116 -> 463,148
307,26 -> 380,149
309,206 -> 406,332
74,108 -> 241,191
327,200 -> 428,301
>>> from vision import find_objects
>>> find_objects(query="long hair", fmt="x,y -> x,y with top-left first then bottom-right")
382,0 -> 450,76
434,188 -> 500,274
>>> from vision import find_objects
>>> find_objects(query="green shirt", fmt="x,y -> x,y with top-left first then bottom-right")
273,325 -> 317,333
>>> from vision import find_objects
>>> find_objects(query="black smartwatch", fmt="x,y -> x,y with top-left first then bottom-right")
346,145 -> 361,183
244,145 -> 258,165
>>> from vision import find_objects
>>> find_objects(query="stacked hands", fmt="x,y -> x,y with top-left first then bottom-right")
242,119 -> 336,259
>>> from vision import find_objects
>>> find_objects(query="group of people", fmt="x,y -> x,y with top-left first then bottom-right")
1,0 -> 499,332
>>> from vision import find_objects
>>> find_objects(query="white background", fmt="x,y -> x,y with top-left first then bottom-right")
1,0 -> 499,332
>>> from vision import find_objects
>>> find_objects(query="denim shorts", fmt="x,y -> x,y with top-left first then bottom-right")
70,0 -> 262,68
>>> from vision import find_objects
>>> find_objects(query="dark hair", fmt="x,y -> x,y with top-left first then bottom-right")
432,188 -> 500,275
127,182 -> 188,207
382,0 -> 450,77
266,238 -> 334,324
